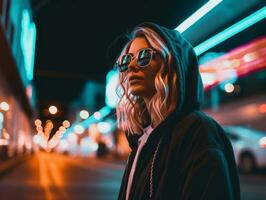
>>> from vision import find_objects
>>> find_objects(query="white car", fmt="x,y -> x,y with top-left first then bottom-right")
223,125 -> 266,173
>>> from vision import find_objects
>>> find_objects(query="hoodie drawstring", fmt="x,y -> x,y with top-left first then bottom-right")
149,138 -> 163,199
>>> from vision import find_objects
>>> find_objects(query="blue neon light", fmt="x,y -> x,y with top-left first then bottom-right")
176,0 -> 223,33
20,9 -> 37,81
105,70 -> 119,108
194,6 -> 266,56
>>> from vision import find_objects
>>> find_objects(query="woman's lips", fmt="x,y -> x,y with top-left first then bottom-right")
129,79 -> 142,85
129,75 -> 143,82
129,75 -> 143,85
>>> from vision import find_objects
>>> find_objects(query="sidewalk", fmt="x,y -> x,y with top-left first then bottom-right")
0,154 -> 31,176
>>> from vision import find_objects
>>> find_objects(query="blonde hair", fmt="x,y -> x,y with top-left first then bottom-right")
116,26 -> 178,135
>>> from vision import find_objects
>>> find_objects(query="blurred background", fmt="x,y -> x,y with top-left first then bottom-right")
0,0 -> 265,199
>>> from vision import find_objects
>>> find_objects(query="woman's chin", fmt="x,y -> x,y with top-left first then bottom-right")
129,86 -> 145,96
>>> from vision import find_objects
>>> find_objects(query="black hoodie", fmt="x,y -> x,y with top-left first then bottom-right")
118,22 -> 240,200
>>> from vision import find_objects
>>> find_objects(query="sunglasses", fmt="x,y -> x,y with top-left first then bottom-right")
116,48 -> 156,72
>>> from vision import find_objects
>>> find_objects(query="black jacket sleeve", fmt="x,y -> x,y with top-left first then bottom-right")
181,148 -> 237,200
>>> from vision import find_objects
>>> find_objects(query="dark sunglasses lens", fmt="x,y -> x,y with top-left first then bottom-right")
118,64 -> 128,72
121,54 -> 132,65
137,49 -> 152,67
118,54 -> 132,72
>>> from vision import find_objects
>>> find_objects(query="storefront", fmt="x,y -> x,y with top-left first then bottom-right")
0,0 -> 36,160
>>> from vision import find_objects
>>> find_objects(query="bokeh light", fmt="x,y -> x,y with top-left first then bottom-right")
63,120 -> 70,128
80,110 -> 89,119
34,119 -> 42,127
74,125 -> 85,134
0,102 -> 10,111
49,105 -> 57,115
224,83 -> 234,93
93,112 -> 101,120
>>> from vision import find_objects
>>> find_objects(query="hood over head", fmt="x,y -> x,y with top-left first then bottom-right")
137,22 -> 204,115
125,22 -> 204,150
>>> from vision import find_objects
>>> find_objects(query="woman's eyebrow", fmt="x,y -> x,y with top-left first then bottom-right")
128,47 -> 149,56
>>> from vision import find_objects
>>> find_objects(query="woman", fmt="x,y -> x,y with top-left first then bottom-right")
115,22 -> 240,200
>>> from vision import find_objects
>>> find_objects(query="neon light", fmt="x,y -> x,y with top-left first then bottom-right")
99,106 -> 111,117
200,37 -> 266,90
194,6 -> 266,56
176,0 -> 223,33
20,9 -> 37,81
200,72 -> 217,86
0,113 -> 3,123
97,122 -> 111,134
74,125 -> 85,134
93,112 -> 101,120
105,70 -> 119,108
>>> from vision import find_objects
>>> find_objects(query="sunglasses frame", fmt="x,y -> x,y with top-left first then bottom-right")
116,48 -> 156,72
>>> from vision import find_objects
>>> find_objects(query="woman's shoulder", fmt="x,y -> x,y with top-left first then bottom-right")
174,110 -> 223,133
192,111 -> 224,133
171,110 -> 227,151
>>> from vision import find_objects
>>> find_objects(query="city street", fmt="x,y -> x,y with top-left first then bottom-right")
0,152 -> 124,200
0,152 -> 265,200
0,1 -> 265,200
240,173 -> 266,200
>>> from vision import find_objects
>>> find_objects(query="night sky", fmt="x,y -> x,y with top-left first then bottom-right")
30,0 -> 265,121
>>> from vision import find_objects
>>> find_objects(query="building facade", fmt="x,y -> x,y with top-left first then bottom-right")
0,0 -> 36,160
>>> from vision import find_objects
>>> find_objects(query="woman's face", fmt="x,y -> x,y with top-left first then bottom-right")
125,37 -> 162,99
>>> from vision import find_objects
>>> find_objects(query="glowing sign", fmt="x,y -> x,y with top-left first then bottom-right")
194,6 -> 266,56
105,70 -> 119,108
20,9 -> 36,81
176,0 -> 223,33
200,36 -> 266,90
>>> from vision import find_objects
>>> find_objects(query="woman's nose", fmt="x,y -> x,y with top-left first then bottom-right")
127,58 -> 139,72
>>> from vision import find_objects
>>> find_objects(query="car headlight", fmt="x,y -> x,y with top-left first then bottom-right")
259,137 -> 266,148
